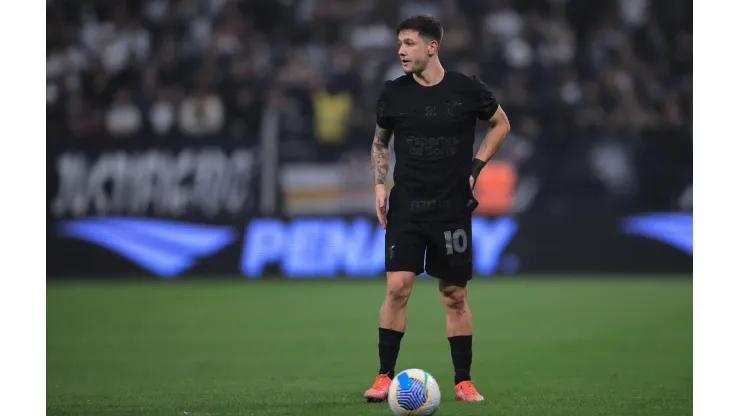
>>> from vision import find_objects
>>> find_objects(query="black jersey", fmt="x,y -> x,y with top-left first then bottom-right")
377,71 -> 499,222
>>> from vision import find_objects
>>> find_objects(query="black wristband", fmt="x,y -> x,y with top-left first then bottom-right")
471,158 -> 486,188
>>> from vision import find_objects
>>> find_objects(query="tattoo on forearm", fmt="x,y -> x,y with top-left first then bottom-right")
371,125 -> 391,185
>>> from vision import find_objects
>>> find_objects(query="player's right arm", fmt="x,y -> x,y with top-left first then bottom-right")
372,124 -> 392,229
372,125 -> 392,186
372,82 -> 394,229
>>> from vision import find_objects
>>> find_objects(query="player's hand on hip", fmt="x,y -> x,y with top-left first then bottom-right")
375,184 -> 388,229
469,175 -> 475,190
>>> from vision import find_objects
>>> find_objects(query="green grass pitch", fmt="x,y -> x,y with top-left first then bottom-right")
47,277 -> 692,415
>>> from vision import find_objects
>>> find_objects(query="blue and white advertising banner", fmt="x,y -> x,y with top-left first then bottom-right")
48,213 -> 692,279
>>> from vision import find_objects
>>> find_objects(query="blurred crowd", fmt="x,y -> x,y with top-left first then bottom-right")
47,0 -> 692,211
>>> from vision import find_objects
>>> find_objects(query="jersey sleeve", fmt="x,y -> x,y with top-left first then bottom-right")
470,76 -> 499,121
376,80 -> 394,130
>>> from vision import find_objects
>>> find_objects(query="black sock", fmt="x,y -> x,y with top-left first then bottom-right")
448,335 -> 473,384
378,328 -> 404,378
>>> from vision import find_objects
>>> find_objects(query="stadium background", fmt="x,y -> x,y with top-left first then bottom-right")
46,0 -> 692,414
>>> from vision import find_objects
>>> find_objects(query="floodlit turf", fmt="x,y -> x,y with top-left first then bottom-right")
47,277 -> 692,416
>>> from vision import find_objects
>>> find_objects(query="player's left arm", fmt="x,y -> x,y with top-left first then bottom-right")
475,106 -> 510,163
470,77 -> 511,189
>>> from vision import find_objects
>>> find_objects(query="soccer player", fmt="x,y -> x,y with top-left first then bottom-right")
364,15 -> 511,403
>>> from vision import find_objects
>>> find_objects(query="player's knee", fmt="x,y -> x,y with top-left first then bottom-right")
386,284 -> 412,306
440,285 -> 467,311
386,275 -> 413,306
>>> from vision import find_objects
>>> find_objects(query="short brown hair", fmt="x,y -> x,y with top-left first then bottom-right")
396,15 -> 443,44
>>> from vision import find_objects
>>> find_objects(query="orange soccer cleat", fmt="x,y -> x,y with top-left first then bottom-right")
363,374 -> 392,402
454,380 -> 485,402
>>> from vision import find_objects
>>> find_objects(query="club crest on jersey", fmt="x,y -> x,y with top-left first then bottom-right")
445,98 -> 464,118
424,106 -> 437,117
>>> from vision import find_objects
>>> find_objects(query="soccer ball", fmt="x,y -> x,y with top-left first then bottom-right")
388,368 -> 441,415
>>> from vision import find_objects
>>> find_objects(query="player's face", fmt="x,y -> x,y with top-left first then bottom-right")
397,30 -> 436,74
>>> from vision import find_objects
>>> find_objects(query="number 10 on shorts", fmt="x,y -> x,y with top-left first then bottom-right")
444,229 -> 468,255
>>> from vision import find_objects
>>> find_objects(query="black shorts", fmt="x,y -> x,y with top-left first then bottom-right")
385,213 -> 473,283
